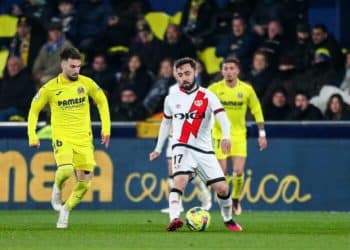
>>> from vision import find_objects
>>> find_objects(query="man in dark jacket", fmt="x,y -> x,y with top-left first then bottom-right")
0,56 -> 35,121
288,92 -> 323,120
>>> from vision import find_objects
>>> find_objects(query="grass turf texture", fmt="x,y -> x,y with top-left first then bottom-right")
0,211 -> 349,250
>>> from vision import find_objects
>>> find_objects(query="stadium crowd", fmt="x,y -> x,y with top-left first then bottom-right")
0,0 -> 350,122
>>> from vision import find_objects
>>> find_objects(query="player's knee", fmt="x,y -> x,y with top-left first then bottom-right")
215,183 -> 229,197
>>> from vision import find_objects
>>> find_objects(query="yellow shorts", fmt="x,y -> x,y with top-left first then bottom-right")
52,138 -> 96,172
213,135 -> 247,159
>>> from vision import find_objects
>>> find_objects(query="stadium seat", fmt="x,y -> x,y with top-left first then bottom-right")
0,49 -> 9,79
108,45 -> 129,54
0,15 -> 18,37
197,47 -> 223,74
170,12 -> 182,25
145,12 -> 170,40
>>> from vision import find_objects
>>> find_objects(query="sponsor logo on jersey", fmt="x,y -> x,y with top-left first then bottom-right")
221,100 -> 243,106
77,86 -> 85,95
58,97 -> 86,106
174,111 -> 205,120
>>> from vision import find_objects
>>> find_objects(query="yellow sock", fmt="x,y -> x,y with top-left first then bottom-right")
232,174 -> 245,199
55,164 -> 74,190
66,180 -> 91,211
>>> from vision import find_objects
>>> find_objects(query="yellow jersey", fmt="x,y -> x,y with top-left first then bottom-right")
28,73 -> 111,146
208,79 -> 264,138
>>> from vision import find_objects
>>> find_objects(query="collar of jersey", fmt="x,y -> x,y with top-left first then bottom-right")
180,84 -> 199,95
222,78 -> 241,89
58,73 -> 78,84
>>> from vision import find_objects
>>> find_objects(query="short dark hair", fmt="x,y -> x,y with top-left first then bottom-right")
220,56 -> 241,69
60,47 -> 81,61
313,24 -> 328,33
174,57 -> 196,70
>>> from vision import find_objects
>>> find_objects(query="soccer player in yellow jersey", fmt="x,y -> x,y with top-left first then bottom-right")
208,57 -> 267,215
27,47 -> 111,228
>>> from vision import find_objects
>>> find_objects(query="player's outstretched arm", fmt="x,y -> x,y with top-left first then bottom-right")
149,118 -> 172,161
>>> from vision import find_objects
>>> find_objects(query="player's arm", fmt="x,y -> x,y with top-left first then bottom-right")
207,90 -> 231,154
150,96 -> 172,161
248,86 -> 267,151
88,80 -> 111,148
27,87 -> 49,148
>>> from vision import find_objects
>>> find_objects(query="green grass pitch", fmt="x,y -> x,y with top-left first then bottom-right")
0,211 -> 349,250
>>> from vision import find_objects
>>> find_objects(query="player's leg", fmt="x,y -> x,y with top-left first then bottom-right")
166,146 -> 193,231
195,152 -> 242,231
167,173 -> 190,231
57,169 -> 92,229
57,144 -> 95,229
52,140 -> 74,211
231,156 -> 246,215
210,180 -> 242,231
191,175 -> 212,210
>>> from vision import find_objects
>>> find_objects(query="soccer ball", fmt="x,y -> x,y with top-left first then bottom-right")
185,207 -> 211,231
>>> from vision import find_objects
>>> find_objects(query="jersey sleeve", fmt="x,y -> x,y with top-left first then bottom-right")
163,96 -> 172,119
87,79 -> 111,135
248,86 -> 264,123
27,87 -> 49,145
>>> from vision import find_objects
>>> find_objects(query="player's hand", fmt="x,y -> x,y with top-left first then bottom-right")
149,151 -> 160,161
258,136 -> 268,151
29,141 -> 40,148
220,139 -> 231,155
101,134 -> 110,148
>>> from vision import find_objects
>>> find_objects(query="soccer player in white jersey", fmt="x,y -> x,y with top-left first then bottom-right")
150,57 -> 242,232
161,83 -> 212,213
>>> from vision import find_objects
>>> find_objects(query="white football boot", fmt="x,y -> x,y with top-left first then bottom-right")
56,204 -> 70,229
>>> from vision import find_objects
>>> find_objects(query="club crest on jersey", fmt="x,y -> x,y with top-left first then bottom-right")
176,104 -> 181,109
77,86 -> 85,95
237,92 -> 243,99
194,100 -> 203,107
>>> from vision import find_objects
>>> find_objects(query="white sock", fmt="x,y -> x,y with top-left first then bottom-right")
217,195 -> 232,222
169,190 -> 182,221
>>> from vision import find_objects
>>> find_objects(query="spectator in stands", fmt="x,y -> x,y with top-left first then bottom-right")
263,87 -> 291,121
295,48 -> 338,97
196,60 -> 211,87
259,20 -> 289,70
32,21 -> 72,86
142,58 -> 176,114
111,85 -> 148,121
216,15 -> 258,73
288,92 -> 323,120
340,51 -> 350,94
11,0 -> 53,35
130,20 -> 162,74
50,0 -> 77,44
245,50 -> 273,100
117,54 -> 153,102
324,94 -> 350,121
8,16 -> 44,71
264,54 -> 298,105
0,56 -> 35,121
293,23 -> 313,72
311,24 -> 344,70
75,0 -> 113,52
157,24 -> 196,64
180,0 -> 218,49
